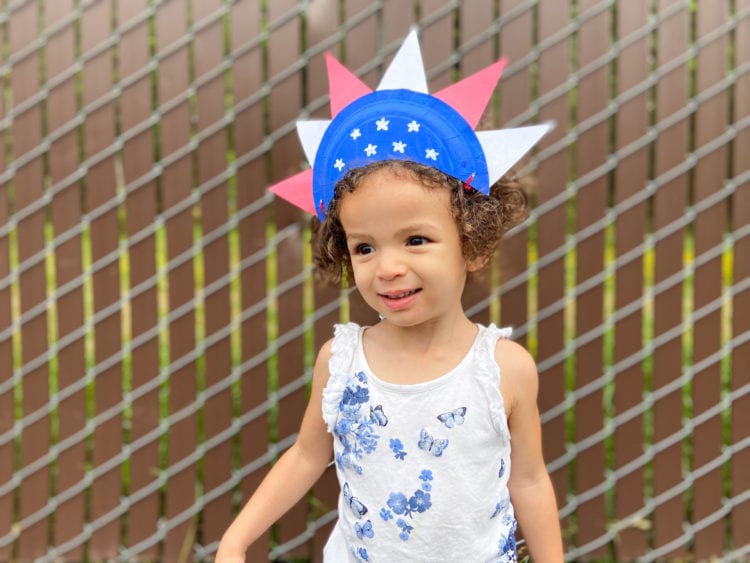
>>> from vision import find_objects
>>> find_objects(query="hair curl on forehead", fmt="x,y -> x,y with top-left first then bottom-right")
310,160 -> 529,285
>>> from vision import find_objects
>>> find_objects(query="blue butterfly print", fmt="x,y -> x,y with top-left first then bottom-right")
351,546 -> 370,562
343,482 -> 368,518
355,519 -> 374,539
418,428 -> 449,457
370,404 -> 388,427
498,458 -> 506,478
436,406 -> 467,428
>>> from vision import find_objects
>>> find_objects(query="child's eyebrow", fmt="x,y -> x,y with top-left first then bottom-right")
344,232 -> 371,242
346,224 -> 439,240
395,223 -> 439,237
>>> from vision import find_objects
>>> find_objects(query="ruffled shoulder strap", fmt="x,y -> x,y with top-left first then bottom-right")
321,322 -> 362,432
473,324 -> 513,440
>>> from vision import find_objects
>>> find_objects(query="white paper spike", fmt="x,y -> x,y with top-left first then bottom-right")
297,119 -> 332,166
376,27 -> 428,93
476,122 -> 555,185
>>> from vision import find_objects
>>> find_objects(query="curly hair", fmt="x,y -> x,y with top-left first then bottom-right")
311,160 -> 529,285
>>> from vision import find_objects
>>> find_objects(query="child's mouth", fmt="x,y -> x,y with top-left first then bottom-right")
379,289 -> 421,310
383,289 -> 418,299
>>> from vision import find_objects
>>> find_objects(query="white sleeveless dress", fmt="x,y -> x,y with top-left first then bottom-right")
321,322 -> 518,562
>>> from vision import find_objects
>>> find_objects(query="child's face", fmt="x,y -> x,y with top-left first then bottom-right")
338,169 -> 481,328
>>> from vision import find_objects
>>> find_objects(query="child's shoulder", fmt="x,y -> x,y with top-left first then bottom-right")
316,337 -> 335,362
493,337 -> 537,375
493,335 -> 539,408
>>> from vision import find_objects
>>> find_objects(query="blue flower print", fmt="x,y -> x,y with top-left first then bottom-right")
396,518 -> 414,541
335,417 -> 354,436
333,372 -> 381,473
491,493 -> 510,519
389,437 -> 407,460
379,469 -> 435,541
419,469 -> 433,490
497,516 -> 518,562
342,384 -> 369,406
408,489 -> 432,513
498,458 -> 506,478
387,492 -> 409,515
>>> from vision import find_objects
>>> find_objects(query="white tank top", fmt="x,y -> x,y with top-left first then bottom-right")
321,322 -> 518,562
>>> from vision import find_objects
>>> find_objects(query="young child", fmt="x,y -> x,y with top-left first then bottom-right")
217,30 -> 563,562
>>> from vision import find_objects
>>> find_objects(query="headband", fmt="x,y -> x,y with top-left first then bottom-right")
269,28 -> 553,219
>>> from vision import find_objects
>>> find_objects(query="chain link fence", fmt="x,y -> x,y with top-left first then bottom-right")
0,0 -> 748,560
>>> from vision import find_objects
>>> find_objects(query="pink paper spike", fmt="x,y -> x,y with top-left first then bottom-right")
268,169 -> 315,215
326,52 -> 373,117
434,58 -> 508,128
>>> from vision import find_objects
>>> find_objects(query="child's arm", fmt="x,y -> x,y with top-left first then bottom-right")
497,340 -> 564,563
215,340 -> 335,562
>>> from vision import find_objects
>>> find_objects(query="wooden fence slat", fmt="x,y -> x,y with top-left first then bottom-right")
10,3 -> 50,557
691,2 -> 730,556
46,1 -> 86,556
344,0 -> 379,93
535,0 -> 571,550
230,0 -> 272,559
119,1 -> 160,554
382,0 -> 416,47
420,0 -> 457,92
268,1 -> 310,558
498,0 -> 533,348
613,2 -> 650,558
0,9 -> 12,558
572,2 -> 610,555
193,0 -> 235,548
155,0 -> 198,557
305,5 -> 344,559
497,6 -> 535,554
652,1 -> 690,557
731,1 -> 750,551
81,0 -> 122,556
460,0 -> 496,328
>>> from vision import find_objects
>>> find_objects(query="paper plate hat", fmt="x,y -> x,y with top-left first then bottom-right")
269,28 -> 553,219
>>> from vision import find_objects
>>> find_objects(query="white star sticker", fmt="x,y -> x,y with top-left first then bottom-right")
425,148 -> 439,160
392,141 -> 406,153
334,158 -> 345,171
407,120 -> 421,132
365,144 -> 378,156
350,128 -> 362,140
376,117 -> 390,131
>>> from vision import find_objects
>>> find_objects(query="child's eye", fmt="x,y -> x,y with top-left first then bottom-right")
407,236 -> 429,246
354,243 -> 375,255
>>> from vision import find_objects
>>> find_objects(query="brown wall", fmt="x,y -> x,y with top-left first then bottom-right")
0,1 -> 748,560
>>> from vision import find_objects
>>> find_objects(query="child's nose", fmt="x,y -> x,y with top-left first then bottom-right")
376,250 -> 406,280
